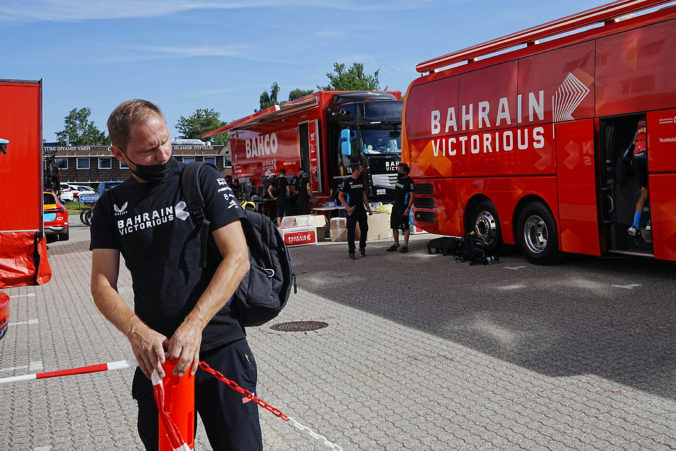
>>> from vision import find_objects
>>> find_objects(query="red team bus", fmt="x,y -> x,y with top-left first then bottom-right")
203,91 -> 404,202
0,79 -> 52,338
402,0 -> 676,264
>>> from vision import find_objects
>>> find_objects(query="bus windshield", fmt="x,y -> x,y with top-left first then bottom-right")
361,127 -> 401,155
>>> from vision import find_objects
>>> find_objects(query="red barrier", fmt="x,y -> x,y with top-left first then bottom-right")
155,360 -> 195,451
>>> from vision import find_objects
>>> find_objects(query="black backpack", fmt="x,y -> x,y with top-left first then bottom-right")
181,162 -> 295,327
455,231 -> 498,265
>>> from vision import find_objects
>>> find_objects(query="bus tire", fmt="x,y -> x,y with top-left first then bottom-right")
516,201 -> 560,265
468,200 -> 502,254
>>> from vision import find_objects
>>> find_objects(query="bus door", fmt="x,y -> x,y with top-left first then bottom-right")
598,114 -> 653,257
555,119 -> 601,256
298,120 -> 322,194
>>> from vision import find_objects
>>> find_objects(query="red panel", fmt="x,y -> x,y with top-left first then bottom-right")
596,18 -> 676,116
649,174 -> 676,261
405,77 -> 459,141
412,178 -> 462,236
407,124 -> 555,179
648,108 -> 676,173
0,82 -> 42,232
519,41 -> 595,123
555,119 -> 600,256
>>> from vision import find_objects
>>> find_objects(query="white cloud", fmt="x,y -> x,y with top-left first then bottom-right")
2,0 -> 468,22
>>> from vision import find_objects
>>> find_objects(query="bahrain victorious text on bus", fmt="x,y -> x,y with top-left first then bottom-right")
402,0 -> 676,264
203,91 -> 403,202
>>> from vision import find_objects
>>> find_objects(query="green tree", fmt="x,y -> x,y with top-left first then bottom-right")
288,88 -> 314,101
175,108 -> 228,145
318,62 -> 382,91
56,107 -> 109,146
258,82 -> 281,111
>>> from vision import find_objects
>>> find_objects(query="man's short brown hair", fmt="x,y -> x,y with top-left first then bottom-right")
107,99 -> 165,149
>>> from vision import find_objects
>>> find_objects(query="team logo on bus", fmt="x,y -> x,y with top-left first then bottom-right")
553,73 -> 590,123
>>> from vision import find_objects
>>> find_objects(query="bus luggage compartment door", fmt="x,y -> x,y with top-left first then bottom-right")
555,119 -> 601,256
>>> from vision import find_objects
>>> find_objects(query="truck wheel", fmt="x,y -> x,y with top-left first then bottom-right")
468,200 -> 502,253
516,201 -> 560,265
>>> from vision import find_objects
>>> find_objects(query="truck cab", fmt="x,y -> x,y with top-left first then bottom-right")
327,92 -> 402,200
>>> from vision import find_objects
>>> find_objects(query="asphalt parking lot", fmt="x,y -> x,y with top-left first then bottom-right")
1,217 -> 674,450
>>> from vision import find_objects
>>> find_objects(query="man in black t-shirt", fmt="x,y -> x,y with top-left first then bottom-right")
294,167 -> 313,215
387,163 -> 415,253
338,163 -> 373,260
267,168 -> 292,226
90,100 -> 262,450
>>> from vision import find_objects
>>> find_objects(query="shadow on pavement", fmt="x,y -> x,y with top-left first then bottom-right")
289,238 -> 676,400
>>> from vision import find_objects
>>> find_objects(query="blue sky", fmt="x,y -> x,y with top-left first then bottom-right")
2,0 -> 610,142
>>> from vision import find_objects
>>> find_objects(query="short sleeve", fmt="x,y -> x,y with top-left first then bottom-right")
199,165 -> 245,230
90,192 -> 121,250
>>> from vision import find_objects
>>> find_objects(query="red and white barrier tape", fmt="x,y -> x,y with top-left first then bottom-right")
0,359 -> 137,384
0,359 -> 343,450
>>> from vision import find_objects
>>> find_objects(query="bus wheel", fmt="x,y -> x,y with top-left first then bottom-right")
517,201 -> 560,265
469,200 -> 502,253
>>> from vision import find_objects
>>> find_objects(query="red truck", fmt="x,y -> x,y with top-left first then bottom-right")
203,90 -> 404,202
0,79 -> 52,338
402,0 -> 676,264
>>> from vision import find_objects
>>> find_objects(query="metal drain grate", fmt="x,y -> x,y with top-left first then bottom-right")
270,321 -> 328,332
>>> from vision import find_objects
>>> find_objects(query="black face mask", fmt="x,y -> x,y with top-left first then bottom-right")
126,155 -> 175,183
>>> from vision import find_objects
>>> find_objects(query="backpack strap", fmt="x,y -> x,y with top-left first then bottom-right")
180,161 -> 218,267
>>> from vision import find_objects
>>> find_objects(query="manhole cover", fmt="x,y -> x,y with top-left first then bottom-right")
270,321 -> 328,332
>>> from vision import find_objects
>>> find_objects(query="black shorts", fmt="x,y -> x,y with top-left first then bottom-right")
132,338 -> 262,451
390,207 -> 410,231
633,151 -> 648,188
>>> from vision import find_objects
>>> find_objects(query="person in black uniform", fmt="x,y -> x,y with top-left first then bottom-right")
294,167 -> 313,215
338,163 -> 373,260
267,168 -> 292,226
90,99 -> 262,450
387,163 -> 415,253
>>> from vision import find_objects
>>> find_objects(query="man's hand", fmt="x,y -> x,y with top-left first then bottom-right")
126,321 -> 168,379
166,318 -> 203,376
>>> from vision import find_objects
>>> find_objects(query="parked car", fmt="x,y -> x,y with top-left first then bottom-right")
73,185 -> 96,200
59,183 -> 74,202
43,191 -> 69,241
97,180 -> 123,195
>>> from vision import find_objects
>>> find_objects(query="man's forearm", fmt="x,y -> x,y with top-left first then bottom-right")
92,282 -> 144,338
184,249 -> 250,329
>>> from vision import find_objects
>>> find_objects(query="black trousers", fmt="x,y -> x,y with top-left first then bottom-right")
346,208 -> 368,254
132,338 -> 262,451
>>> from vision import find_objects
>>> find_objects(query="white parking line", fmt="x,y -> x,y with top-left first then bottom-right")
33,447 -> 52,451
0,361 -> 43,373
504,266 -> 527,270
8,318 -> 39,326
9,293 -> 36,298
612,283 -> 641,289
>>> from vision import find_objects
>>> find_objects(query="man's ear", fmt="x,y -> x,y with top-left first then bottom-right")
110,145 -> 126,163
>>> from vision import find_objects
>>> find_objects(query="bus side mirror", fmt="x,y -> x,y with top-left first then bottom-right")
339,129 -> 351,156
